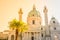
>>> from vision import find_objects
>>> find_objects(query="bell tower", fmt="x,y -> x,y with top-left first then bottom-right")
18,8 -> 23,21
43,6 -> 51,40
43,6 -> 48,25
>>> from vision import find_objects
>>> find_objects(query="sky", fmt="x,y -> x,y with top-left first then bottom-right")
0,0 -> 60,32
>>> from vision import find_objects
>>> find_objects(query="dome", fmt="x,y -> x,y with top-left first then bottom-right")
28,5 -> 41,17
49,17 -> 59,26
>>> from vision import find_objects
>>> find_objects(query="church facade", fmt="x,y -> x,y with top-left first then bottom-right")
0,5 -> 60,40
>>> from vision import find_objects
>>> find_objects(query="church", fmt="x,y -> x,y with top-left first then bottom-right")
0,5 -> 60,40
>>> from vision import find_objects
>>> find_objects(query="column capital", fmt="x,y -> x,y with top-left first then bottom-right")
43,6 -> 48,14
18,8 -> 23,14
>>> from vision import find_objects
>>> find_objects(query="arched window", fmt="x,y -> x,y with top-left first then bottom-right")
11,35 -> 14,40
31,36 -> 34,40
53,21 -> 55,23
54,27 -> 56,30
41,34 -> 43,37
32,20 -> 35,24
41,28 -> 43,30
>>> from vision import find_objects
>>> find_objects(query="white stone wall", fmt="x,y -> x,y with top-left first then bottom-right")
22,32 -> 41,40
50,17 -> 60,40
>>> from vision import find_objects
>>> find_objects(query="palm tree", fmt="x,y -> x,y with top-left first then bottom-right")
9,19 -> 28,40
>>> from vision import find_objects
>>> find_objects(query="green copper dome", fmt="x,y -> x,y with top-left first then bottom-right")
28,5 -> 41,17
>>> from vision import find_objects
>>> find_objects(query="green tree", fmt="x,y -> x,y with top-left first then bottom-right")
9,19 -> 28,40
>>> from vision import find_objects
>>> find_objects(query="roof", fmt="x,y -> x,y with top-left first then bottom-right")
28,5 -> 41,17
0,32 -> 8,39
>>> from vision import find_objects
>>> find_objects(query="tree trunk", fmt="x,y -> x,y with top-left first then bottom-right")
15,29 -> 18,40
20,30 -> 22,40
20,32 -> 22,40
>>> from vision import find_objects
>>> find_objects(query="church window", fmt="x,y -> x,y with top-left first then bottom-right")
54,27 -> 56,30
32,20 -> 35,24
41,28 -> 43,30
31,36 -> 34,40
41,34 -> 43,37
11,35 -> 14,40
53,21 -> 55,23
